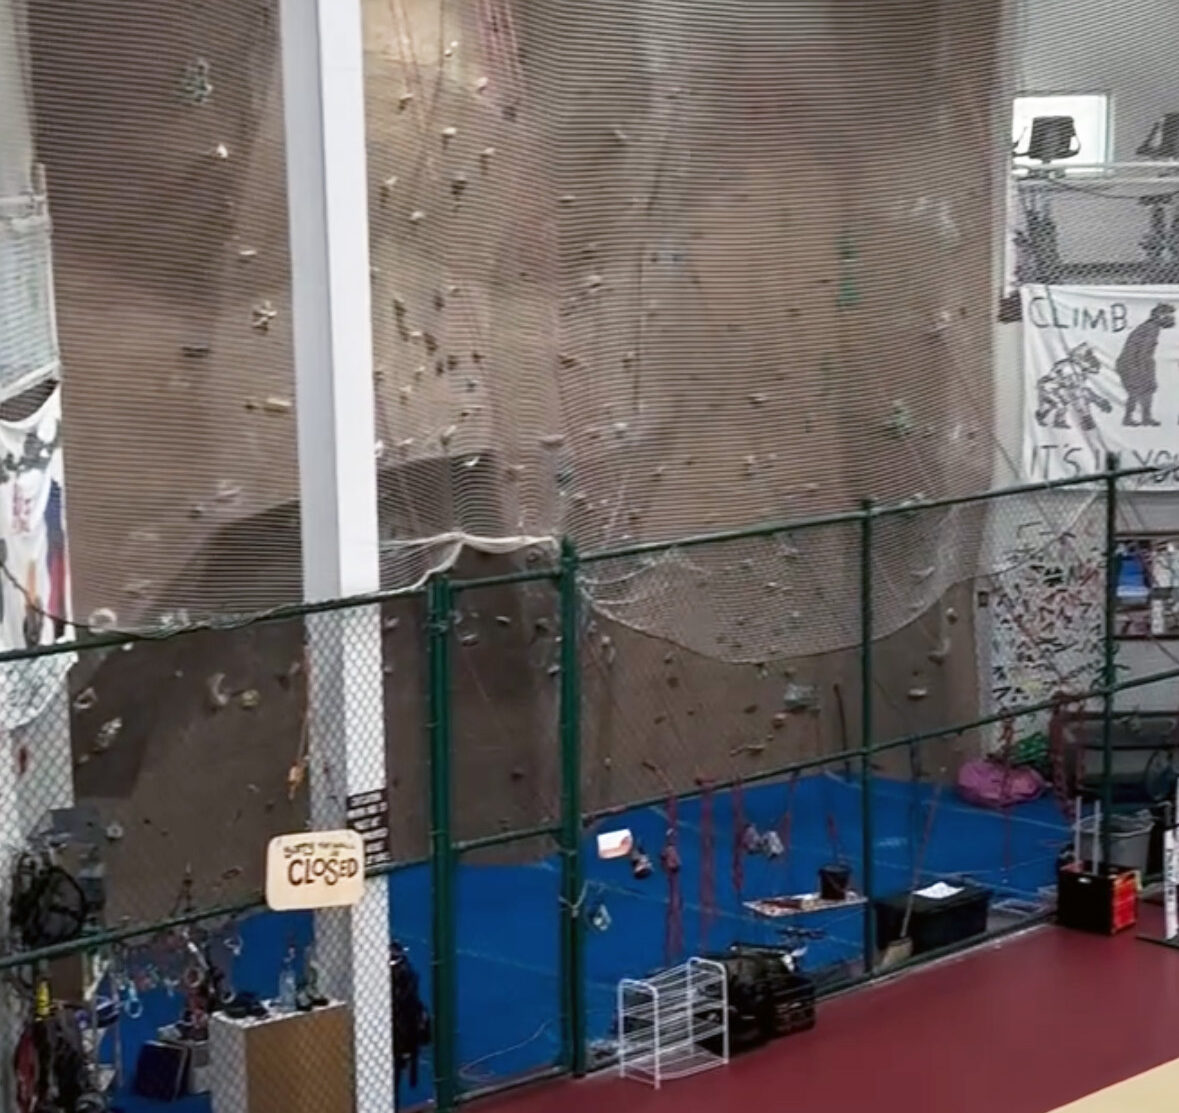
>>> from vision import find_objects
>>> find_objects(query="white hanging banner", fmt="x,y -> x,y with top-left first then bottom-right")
1022,285 -> 1179,486
0,383 -> 73,728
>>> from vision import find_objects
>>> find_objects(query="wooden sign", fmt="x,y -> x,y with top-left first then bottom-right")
265,829 -> 365,911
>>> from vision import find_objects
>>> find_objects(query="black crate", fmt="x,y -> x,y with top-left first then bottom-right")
701,947 -> 816,1055
873,882 -> 992,956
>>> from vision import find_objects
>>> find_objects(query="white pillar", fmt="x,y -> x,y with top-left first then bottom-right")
279,4 -> 395,1112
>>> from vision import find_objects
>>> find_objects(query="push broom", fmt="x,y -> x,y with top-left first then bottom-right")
879,775 -> 945,970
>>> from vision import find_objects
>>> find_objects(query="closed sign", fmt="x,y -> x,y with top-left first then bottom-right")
265,830 -> 365,911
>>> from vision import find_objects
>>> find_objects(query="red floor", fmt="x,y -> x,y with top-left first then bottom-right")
484,913 -> 1179,1113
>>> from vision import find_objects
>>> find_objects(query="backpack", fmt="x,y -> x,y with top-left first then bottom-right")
390,942 -> 431,1094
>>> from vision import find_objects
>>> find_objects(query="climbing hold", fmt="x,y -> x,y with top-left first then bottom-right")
612,126 -> 628,145
907,685 -> 929,701
251,301 -> 277,331
559,194 -> 578,206
180,58 -> 213,104
209,142 -> 229,160
105,821 -> 124,842
215,480 -> 241,502
439,425 -> 457,448
748,392 -> 767,406
383,615 -> 400,631
263,395 -> 292,414
547,664 -> 560,678
945,606 -> 959,624
585,273 -> 603,290
884,400 -> 915,437
495,615 -> 511,626
911,565 -> 935,582
181,344 -> 211,358
73,687 -> 97,713
540,434 -> 565,448
409,210 -> 425,224
480,147 -> 496,169
445,40 -> 458,57
928,638 -> 951,664
237,247 -> 258,262
238,689 -> 261,710
441,126 -> 458,146
123,579 -> 151,598
783,683 -> 818,712
208,673 -> 231,711
381,175 -> 398,200
475,76 -> 489,93
89,608 -> 118,632
189,502 -> 205,519
771,712 -> 787,729
399,385 -> 412,403
460,633 -> 479,647
95,718 -> 122,752
398,92 -> 414,111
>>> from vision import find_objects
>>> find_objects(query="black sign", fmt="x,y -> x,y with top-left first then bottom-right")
346,788 -> 391,869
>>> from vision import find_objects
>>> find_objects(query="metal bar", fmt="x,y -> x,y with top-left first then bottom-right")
582,746 -> 867,824
450,568 -> 560,594
576,466 -> 1154,566
1101,454 -> 1119,871
453,823 -> 563,855
0,895 -> 266,972
859,500 -> 876,975
427,574 -> 458,1112
557,539 -> 587,1077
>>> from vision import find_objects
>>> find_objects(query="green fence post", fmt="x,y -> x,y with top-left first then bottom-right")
859,499 -> 876,975
427,575 -> 457,1111
558,538 -> 587,1076
1100,454 -> 1120,872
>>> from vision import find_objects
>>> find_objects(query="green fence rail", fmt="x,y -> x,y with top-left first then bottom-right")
0,456 -> 1174,1113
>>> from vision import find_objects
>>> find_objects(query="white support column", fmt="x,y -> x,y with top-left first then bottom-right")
279,4 -> 394,1112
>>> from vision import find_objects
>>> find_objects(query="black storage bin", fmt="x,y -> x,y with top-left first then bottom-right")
701,948 -> 816,1055
873,882 -> 992,956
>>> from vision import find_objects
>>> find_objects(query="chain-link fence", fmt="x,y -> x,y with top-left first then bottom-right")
1,462 -> 1178,1112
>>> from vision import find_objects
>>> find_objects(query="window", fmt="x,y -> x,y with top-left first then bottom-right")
1012,92 -> 1110,173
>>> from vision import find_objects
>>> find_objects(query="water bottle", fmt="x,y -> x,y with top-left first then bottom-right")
277,956 -> 297,1011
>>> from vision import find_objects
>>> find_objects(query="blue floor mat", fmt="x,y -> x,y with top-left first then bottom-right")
107,773 -> 1068,1111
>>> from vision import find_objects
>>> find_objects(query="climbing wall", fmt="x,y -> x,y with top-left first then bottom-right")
18,0 -> 1011,895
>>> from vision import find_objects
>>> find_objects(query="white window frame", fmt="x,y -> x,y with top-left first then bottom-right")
1012,91 -> 1111,175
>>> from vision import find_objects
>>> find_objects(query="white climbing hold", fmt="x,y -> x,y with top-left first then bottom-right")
475,76 -> 489,92
398,92 -> 414,111
238,689 -> 261,710
374,440 -> 385,460
585,273 -> 603,290
105,821 -> 124,842
381,175 -> 398,199
263,395 -> 292,414
95,718 -> 122,752
444,40 -> 458,57
215,479 -> 241,502
251,301 -> 277,331
409,210 -> 425,224
928,638 -> 951,664
907,686 -> 929,701
480,147 -> 496,167
208,673 -> 231,710
89,608 -> 118,632
749,392 -> 767,406
441,126 -> 458,144
945,606 -> 959,624
911,565 -> 935,581
439,424 -> 457,447
462,455 -> 481,469
209,142 -> 229,160
73,687 -> 97,712
237,247 -> 257,262
559,194 -> 578,205
612,126 -> 628,144
399,385 -> 412,402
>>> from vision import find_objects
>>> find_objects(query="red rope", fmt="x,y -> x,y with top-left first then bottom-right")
732,781 -> 746,899
661,795 -> 683,965
699,784 -> 716,950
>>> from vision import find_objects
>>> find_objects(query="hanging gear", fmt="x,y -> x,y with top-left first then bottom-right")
661,795 -> 684,965
9,853 -> 89,950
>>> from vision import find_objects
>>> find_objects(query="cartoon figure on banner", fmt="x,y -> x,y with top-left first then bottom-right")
1114,302 -> 1175,427
1033,342 -> 1111,431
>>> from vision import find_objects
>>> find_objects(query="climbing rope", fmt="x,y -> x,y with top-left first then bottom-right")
660,793 -> 683,966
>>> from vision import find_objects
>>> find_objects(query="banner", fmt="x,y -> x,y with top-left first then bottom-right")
1022,285 -> 1179,486
0,383 -> 73,728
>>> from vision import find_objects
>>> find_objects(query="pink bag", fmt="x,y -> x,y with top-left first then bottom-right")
956,758 -> 1047,809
